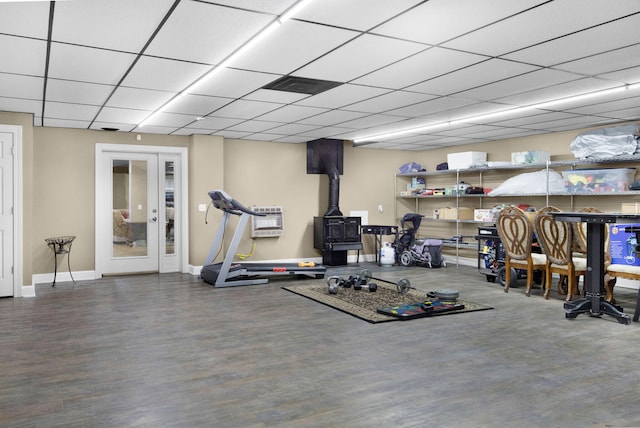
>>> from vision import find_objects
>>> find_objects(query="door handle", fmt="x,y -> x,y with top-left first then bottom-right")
151,217 -> 158,222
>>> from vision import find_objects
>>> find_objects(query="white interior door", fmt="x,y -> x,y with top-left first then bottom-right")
0,130 -> 14,296
102,152 -> 159,274
95,144 -> 187,277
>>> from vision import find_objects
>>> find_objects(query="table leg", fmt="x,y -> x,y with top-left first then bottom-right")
564,222 -> 629,324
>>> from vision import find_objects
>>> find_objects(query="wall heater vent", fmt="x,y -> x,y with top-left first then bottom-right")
250,205 -> 284,238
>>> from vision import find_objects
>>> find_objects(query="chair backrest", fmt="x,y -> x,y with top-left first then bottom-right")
497,206 -> 533,261
534,210 -> 573,265
573,207 -> 602,254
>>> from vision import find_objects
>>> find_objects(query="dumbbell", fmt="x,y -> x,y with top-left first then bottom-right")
354,282 -> 378,292
327,276 -> 343,294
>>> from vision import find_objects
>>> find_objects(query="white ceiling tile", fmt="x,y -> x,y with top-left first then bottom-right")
443,0 -> 640,56
263,123 -> 320,135
0,35 -> 47,76
43,118 -> 91,129
554,43 -> 640,77
256,104 -> 328,122
296,110 -> 369,126
599,65 -> 640,84
345,91 -> 437,114
374,0 -> 548,45
0,97 -> 42,116
48,42 -> 136,85
44,101 -> 100,121
146,2 -> 273,64
407,59 -> 540,96
0,1 -> 51,38
53,0 -> 175,52
189,116 -> 246,130
190,68 -> 279,99
212,99 -> 284,119
337,114 -> 407,129
213,130 -> 253,139
131,124 -> 180,135
494,78 -> 621,107
106,87 -> 176,111
487,111 -> 579,127
295,34 -> 427,82
565,95 -> 640,116
94,107 -> 150,124
353,47 -> 487,89
0,73 -> 43,99
200,0 -> 296,15
295,84 -> 390,109
454,69 -> 584,102
170,128 -> 214,136
296,0 -> 422,31
272,136 -> 309,143
122,56 -> 211,92
230,20 -> 358,75
536,115 -> 616,130
385,96 -> 477,118
245,132 -> 286,141
504,15 -> 640,67
46,79 -> 114,105
225,120 -> 284,133
140,111 -> 197,128
243,89 -> 309,104
164,94 -> 232,116
297,126 -> 355,138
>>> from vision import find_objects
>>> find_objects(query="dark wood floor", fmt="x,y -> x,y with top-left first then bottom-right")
2,263 -> 640,427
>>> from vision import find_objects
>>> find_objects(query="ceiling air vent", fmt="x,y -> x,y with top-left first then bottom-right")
261,75 -> 343,95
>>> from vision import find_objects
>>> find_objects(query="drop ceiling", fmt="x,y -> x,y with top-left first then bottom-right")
1,0 -> 639,150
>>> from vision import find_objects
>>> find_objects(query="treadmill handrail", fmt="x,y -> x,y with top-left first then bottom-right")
208,190 -> 266,216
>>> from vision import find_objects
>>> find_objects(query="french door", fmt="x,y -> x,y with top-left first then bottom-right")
95,144 -> 186,276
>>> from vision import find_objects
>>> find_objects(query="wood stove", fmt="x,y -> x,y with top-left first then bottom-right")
313,216 -> 362,265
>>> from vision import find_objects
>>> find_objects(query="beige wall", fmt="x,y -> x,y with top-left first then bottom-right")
1,110 -> 638,284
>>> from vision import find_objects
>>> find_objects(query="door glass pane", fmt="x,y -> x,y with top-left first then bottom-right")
112,159 -> 148,258
164,161 -> 175,255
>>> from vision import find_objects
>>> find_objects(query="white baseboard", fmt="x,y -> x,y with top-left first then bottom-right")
21,284 -> 35,297
32,270 -> 96,286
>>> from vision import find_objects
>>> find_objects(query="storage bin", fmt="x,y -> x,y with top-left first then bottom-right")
474,209 -> 497,223
621,203 -> 640,214
562,168 -> 635,194
447,151 -> 486,170
439,207 -> 474,220
511,151 -> 550,165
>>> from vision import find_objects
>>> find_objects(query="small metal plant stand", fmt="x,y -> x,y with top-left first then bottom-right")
45,236 -> 76,287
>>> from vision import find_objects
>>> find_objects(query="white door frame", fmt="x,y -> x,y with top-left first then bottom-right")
0,125 -> 22,297
95,143 -> 188,278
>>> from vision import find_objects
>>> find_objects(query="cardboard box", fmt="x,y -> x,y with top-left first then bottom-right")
563,168 -> 635,194
621,203 -> 640,214
440,207 -> 474,220
511,150 -> 550,165
474,209 -> 497,223
609,223 -> 640,266
447,151 -> 486,170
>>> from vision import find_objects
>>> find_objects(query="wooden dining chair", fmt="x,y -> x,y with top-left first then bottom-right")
534,209 -> 587,302
496,206 -> 548,297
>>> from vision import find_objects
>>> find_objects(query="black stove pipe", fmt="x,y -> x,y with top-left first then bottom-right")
323,158 -> 342,217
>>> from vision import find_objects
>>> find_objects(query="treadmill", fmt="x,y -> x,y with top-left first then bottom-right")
200,190 -> 326,287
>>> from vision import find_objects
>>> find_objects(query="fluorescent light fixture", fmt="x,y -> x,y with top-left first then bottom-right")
280,0 -> 314,22
353,82 -> 640,143
139,0 -> 312,128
